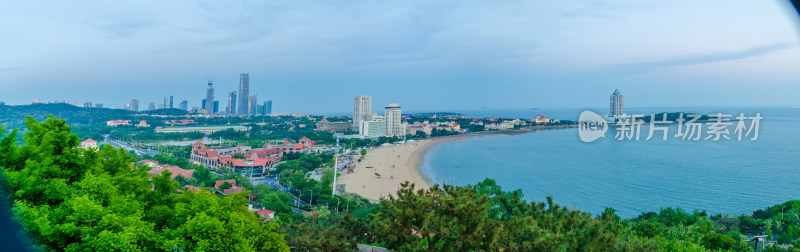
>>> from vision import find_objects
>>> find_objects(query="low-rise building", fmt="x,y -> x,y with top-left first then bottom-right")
79,139 -> 98,149
106,120 -> 130,127
136,120 -> 150,127
156,125 -> 249,134
315,119 -> 352,132
147,164 -> 195,180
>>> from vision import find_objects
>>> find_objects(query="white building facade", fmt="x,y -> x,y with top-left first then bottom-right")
353,95 -> 372,131
385,103 -> 403,136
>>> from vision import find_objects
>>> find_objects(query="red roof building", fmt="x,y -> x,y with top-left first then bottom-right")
183,185 -> 201,192
255,209 -> 276,220
215,179 -> 238,188
147,165 -> 195,180
79,139 -> 98,149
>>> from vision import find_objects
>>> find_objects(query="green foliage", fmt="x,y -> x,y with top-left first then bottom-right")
372,180 -> 648,251
219,181 -> 234,190
0,116 -> 289,251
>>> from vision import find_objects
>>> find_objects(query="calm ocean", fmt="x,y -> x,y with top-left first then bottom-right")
420,107 -> 800,217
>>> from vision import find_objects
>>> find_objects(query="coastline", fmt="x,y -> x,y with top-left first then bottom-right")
338,136 -> 465,201
340,127 -> 572,201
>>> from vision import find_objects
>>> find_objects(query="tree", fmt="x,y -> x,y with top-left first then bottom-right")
360,149 -> 367,156
219,181 -> 234,190
1,116 -> 290,251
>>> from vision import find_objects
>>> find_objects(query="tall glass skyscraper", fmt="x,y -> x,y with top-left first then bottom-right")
227,91 -> 237,115
205,81 -> 215,115
265,100 -> 272,115
610,89 -> 624,116
130,98 -> 139,112
238,73 -> 249,115
164,96 -> 174,109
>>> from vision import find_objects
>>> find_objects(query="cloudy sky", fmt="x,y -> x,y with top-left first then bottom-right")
1,0 -> 799,113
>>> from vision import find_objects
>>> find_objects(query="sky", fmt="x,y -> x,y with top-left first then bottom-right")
1,0 -> 799,114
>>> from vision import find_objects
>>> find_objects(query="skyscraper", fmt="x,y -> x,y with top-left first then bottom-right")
248,94 -> 257,115
610,89 -> 624,116
83,101 -> 92,108
147,102 -> 155,110
385,103 -> 402,136
95,103 -> 103,108
213,100 -> 219,114
205,81 -> 214,115
353,95 -> 372,131
238,73 -> 249,115
130,98 -> 139,112
164,96 -> 174,109
227,91 -> 237,115
179,100 -> 188,110
265,100 -> 272,115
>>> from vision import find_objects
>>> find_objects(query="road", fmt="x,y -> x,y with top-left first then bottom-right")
104,135 -> 158,156
252,175 -> 309,208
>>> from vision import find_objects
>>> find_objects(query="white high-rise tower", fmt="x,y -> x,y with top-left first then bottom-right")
610,89 -> 623,116
353,95 -> 372,131
385,103 -> 402,136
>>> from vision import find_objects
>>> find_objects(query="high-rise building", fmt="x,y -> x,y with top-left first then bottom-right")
360,115 -> 386,137
148,102 -> 155,111
213,100 -> 219,114
610,89 -> 624,116
238,73 -> 250,115
157,104 -> 164,109
95,103 -> 103,108
227,91 -> 237,115
201,99 -> 206,109
385,103 -> 402,136
265,100 -> 272,115
248,94 -> 257,115
205,81 -> 215,115
353,95 -> 372,131
83,101 -> 92,108
164,96 -> 174,109
179,100 -> 188,110
130,98 -> 139,112
125,103 -> 131,110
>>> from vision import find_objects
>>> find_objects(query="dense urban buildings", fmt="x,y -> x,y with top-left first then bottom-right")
353,95 -> 372,131
610,89 -> 623,116
238,73 -> 249,115
385,103 -> 402,136
205,82 -> 215,115
227,91 -> 237,115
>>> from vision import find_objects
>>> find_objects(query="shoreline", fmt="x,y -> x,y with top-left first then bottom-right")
340,127 -> 572,201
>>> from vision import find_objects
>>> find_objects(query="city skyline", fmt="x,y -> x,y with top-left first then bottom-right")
2,1 -> 800,113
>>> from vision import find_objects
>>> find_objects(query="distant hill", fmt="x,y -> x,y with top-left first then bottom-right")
0,104 -> 192,128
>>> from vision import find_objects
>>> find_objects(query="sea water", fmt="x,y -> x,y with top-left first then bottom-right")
420,107 -> 800,217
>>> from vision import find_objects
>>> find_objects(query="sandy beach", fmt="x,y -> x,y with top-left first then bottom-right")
339,137 -> 465,201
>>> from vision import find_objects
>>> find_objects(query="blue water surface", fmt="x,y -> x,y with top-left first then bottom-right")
420,107 -> 800,217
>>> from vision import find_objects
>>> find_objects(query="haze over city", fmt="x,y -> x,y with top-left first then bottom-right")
1,0 -> 799,113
